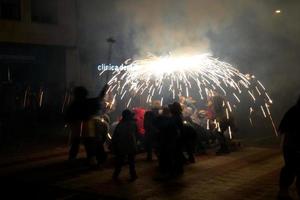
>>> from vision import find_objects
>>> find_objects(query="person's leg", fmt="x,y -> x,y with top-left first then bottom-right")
280,165 -> 296,189
89,138 -> 98,167
145,135 -> 153,161
187,142 -> 196,163
294,151 -> 300,197
295,176 -> 300,198
96,141 -> 107,164
69,137 -> 80,160
216,132 -> 230,154
159,150 -> 168,173
195,131 -> 206,154
279,166 -> 295,199
83,137 -> 98,166
170,140 -> 184,177
153,144 -> 173,181
82,138 -> 91,159
128,154 -> 137,181
175,149 -> 184,175
278,148 -> 296,199
113,155 -> 124,180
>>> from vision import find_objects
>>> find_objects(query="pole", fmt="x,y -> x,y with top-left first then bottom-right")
106,37 -> 116,82
7,67 -> 11,82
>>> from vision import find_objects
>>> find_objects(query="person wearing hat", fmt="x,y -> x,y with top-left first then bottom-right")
112,109 -> 138,181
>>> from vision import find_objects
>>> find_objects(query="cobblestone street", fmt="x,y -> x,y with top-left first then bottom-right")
1,146 -> 296,200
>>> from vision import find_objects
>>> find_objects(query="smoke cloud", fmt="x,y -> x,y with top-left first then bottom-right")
79,0 -> 300,127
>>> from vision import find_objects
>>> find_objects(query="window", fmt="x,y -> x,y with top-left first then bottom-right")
31,0 -> 58,24
0,0 -> 21,20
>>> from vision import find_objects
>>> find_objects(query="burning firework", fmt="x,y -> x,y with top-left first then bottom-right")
101,53 -> 277,135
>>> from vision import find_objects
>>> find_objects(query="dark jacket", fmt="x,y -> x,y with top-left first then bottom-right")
65,98 -> 100,122
279,105 -> 300,149
112,120 -> 138,155
65,98 -> 101,138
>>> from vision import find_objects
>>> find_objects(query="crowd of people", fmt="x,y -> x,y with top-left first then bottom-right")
2,81 -> 300,197
65,84 -> 237,181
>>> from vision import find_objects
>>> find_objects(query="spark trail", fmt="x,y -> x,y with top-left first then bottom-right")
100,53 -> 277,135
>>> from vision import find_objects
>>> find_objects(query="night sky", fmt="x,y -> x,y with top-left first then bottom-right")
77,0 -> 300,127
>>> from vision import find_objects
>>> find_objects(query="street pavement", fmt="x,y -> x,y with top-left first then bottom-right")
0,146 -> 298,200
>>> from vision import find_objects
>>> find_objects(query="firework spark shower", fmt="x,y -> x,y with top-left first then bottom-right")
99,53 -> 277,135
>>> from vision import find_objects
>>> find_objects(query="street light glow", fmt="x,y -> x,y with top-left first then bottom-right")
275,9 -> 281,14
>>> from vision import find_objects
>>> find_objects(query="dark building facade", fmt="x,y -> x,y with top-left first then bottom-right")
0,0 -> 80,99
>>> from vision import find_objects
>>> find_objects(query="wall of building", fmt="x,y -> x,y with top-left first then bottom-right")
0,0 -> 81,87
0,0 -> 77,47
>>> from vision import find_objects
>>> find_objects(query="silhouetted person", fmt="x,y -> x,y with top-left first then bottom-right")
65,86 -> 87,161
278,96 -> 300,200
132,108 -> 146,152
215,118 -> 231,155
65,84 -> 108,162
112,109 -> 138,181
154,103 -> 184,180
211,96 -> 231,155
95,114 -> 109,164
193,110 -> 211,154
169,102 -> 185,176
80,114 -> 109,167
182,118 -> 198,163
107,116 -> 121,151
144,111 -> 157,161
154,107 -> 176,180
194,123 -> 209,155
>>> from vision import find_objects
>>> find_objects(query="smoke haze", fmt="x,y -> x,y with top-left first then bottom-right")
78,0 -> 300,128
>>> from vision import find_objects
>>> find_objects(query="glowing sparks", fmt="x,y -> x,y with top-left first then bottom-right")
227,101 -> 233,113
39,91 -> 44,107
160,97 -> 164,106
228,126 -> 232,139
249,107 -> 254,126
23,88 -> 28,108
275,9 -> 281,14
107,53 -> 264,106
217,122 -> 221,132
265,92 -> 273,104
248,90 -> 256,102
126,98 -> 132,108
101,53 -> 276,135
206,119 -> 210,130
107,132 -> 112,140
260,105 -> 267,118
233,93 -> 240,103
226,108 -> 229,120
